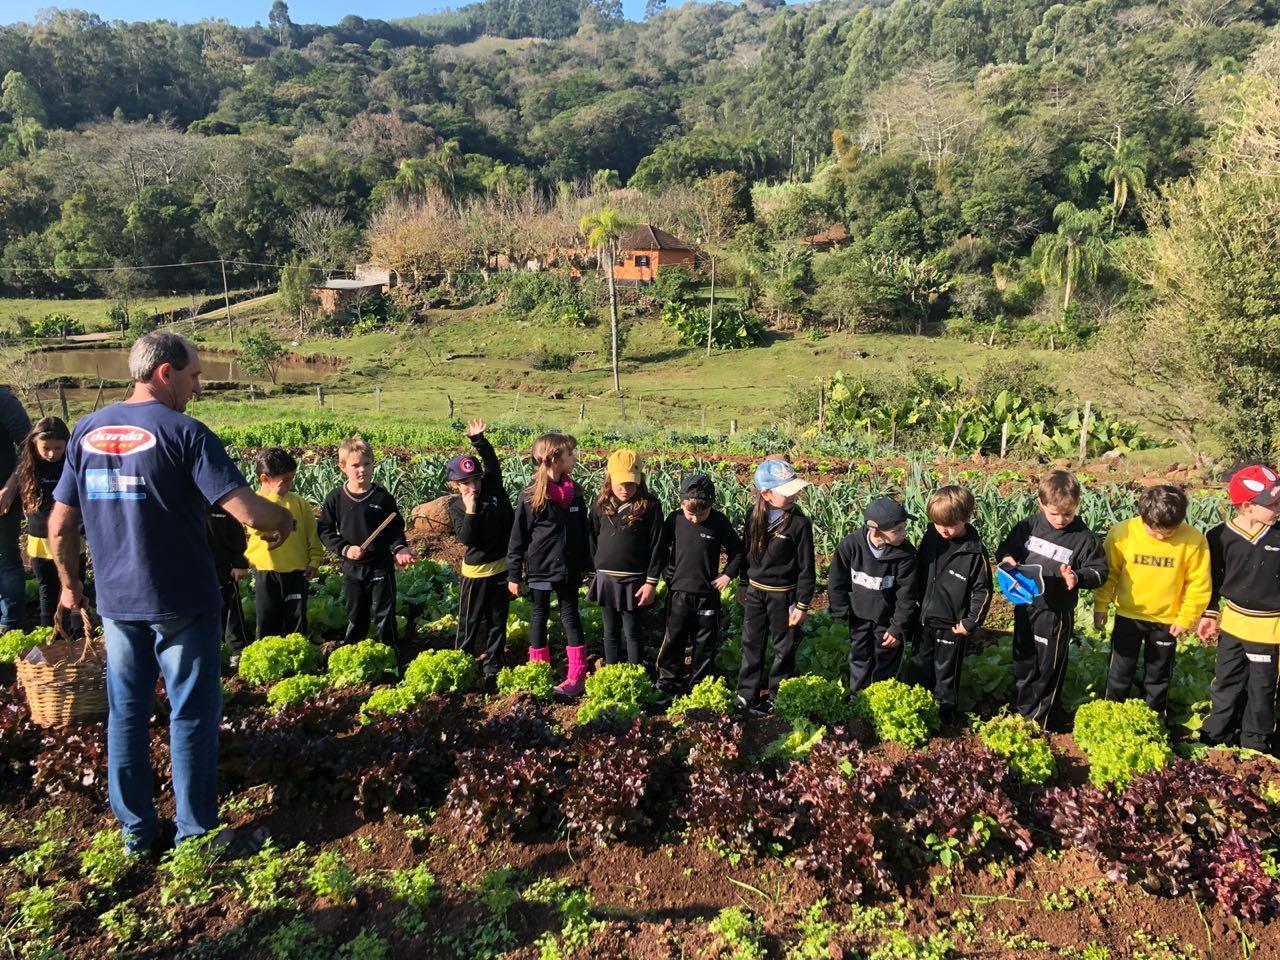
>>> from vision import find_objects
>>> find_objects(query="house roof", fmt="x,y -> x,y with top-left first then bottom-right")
619,223 -> 695,252
317,279 -> 385,291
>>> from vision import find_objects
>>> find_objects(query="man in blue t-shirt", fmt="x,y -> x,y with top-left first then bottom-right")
50,331 -> 293,857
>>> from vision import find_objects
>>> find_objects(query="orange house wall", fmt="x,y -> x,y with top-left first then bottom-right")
612,248 -> 696,283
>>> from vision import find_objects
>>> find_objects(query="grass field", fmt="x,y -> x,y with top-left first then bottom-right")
4,291 -> 1190,469
0,295 -> 207,334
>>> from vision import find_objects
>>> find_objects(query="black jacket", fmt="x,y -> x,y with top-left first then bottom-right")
590,493 -> 663,579
447,433 -> 514,569
318,483 -> 408,571
743,507 -> 816,611
828,526 -> 919,635
995,513 -> 1107,614
649,508 -> 745,595
206,503 -> 248,584
506,482 -> 592,584
24,456 -> 64,540
1205,519 -> 1280,617
917,524 -> 992,632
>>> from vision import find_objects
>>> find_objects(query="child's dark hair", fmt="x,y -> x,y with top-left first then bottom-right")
927,485 -> 976,526
1138,484 -> 1188,530
18,416 -> 70,514
596,476 -> 651,525
256,447 -> 298,478
681,497 -> 712,514
747,492 -> 789,562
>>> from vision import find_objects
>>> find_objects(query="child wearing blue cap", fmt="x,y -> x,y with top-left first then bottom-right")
997,470 -> 1107,727
735,458 -> 815,716
446,419 -> 515,689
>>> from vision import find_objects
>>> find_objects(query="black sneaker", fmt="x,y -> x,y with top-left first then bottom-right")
732,694 -> 752,716
480,674 -> 498,694
746,698 -> 773,718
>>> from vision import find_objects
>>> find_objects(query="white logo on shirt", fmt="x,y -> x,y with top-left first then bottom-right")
948,570 -> 966,580
850,570 -> 893,590
1026,535 -> 1074,565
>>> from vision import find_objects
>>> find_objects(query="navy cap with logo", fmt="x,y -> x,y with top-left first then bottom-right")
446,453 -> 482,482
680,473 -> 716,502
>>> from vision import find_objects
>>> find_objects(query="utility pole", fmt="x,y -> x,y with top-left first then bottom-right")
221,258 -> 233,345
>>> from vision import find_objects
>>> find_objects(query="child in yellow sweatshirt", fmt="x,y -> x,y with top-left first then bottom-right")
1093,484 -> 1211,720
245,448 -> 324,639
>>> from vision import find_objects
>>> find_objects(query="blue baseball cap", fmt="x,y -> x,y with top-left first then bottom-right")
446,453 -> 482,482
754,459 -> 808,497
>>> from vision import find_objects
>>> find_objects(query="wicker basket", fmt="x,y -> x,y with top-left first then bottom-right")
16,607 -> 107,727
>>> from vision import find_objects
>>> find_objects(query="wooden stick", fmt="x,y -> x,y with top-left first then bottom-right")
357,512 -> 399,552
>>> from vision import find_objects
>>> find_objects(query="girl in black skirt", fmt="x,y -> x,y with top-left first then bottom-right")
588,449 -> 663,665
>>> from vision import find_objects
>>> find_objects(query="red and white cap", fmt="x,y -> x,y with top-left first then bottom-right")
1228,464 -> 1280,506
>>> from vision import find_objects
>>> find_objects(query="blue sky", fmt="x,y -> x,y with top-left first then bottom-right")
3,1 -> 669,27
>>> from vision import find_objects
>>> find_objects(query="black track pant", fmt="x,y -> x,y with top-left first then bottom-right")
218,577 -> 250,654
256,570 -> 309,639
31,556 -> 62,628
1201,631 -> 1279,753
847,617 -> 903,694
528,581 -> 585,650
343,560 -> 398,648
1012,604 -> 1074,727
456,573 -> 510,677
1105,615 -> 1177,718
907,623 -> 967,713
737,586 -> 798,702
34,555 -> 86,634
601,606 -> 643,665
656,591 -> 721,693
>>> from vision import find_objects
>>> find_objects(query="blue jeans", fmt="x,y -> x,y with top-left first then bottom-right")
103,611 -> 222,851
0,508 -> 25,629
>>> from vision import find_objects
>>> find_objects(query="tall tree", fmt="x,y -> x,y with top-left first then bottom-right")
645,0 -> 668,19
1103,135 -> 1147,230
1,71 -> 46,125
689,172 -> 751,355
1032,201 -> 1108,309
579,207 -> 634,392
268,0 -> 294,46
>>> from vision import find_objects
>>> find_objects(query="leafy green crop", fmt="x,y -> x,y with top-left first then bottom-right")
0,626 -> 53,664
667,675 -> 735,718
358,686 -> 424,724
237,634 -> 321,685
774,675 -> 851,726
306,850 -> 358,903
267,674 -> 331,710
1073,699 -> 1173,789
851,679 -> 940,747
972,712 -> 1057,784
576,663 -> 655,725
327,640 -> 397,687
495,661 -> 555,701
403,649 -> 477,695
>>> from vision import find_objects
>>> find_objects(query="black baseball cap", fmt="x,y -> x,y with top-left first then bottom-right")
865,497 -> 912,529
680,473 -> 715,501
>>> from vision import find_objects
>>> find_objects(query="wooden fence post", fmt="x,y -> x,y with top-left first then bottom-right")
730,419 -> 738,435
58,381 -> 68,421
700,406 -> 706,428
579,401 -> 586,423
1079,401 -> 1092,461
1000,421 -> 1009,459
91,380 -> 104,412
375,386 -> 381,413
947,415 -> 965,458
316,386 -> 324,409
817,380 -> 826,434
513,391 -> 520,414
447,394 -> 454,418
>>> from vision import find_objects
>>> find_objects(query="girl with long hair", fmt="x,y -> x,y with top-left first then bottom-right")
17,416 -> 79,626
506,432 -> 593,697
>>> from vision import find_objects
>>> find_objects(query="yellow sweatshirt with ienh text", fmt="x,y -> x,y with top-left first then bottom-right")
1093,517 -> 1212,630
245,491 -> 324,573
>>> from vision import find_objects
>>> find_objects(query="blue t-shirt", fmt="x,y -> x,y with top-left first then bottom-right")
54,401 -> 247,622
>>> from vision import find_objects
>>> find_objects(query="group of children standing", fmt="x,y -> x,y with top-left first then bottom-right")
12,412 -> 1275,751
449,426 -> 1280,750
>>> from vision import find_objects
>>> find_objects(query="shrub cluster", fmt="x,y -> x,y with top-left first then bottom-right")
238,634 -> 321,686
496,661 -> 555,701
1073,699 -> 1172,789
403,649 -> 477,695
972,712 -> 1057,784
850,680 -> 940,747
327,641 -> 397,688
774,675 -> 851,727
576,664 -> 654,725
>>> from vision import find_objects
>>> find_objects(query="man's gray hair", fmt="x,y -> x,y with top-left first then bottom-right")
128,331 -> 195,382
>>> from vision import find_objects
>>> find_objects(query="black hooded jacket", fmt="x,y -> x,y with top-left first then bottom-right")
507,482 -> 592,584
995,512 -> 1107,614
447,432 -> 515,569
917,524 -> 993,632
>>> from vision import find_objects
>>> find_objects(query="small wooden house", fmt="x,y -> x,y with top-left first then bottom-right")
801,222 -> 849,250
313,263 -> 396,316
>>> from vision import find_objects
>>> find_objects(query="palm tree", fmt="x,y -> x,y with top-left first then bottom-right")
579,208 -> 634,392
1103,137 -> 1146,230
1032,201 -> 1108,310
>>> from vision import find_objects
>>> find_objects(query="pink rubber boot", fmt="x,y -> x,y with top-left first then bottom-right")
528,645 -> 551,664
554,645 -> 589,700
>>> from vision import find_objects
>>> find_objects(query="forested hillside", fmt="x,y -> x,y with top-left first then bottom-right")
1,0 -> 1279,456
